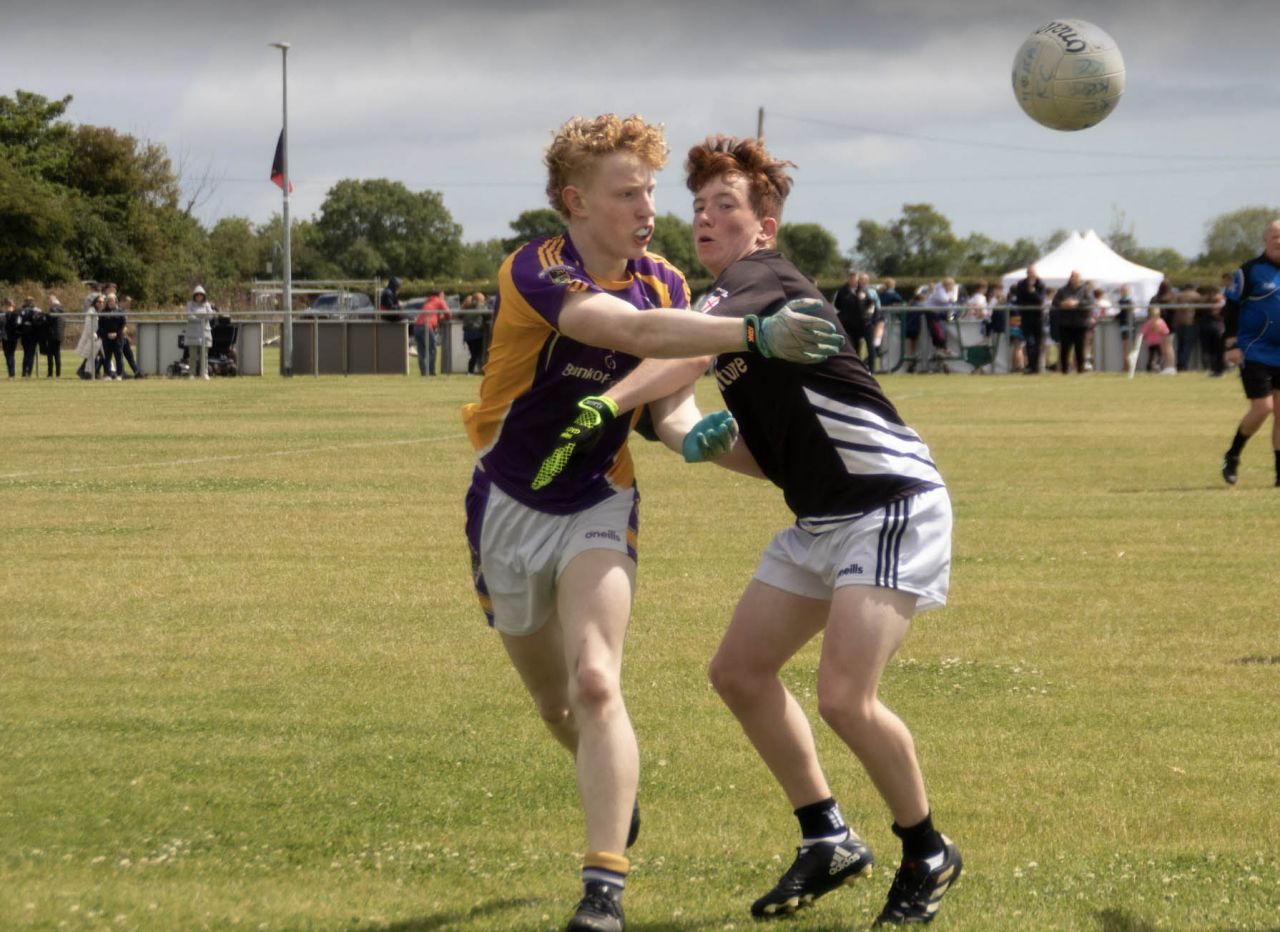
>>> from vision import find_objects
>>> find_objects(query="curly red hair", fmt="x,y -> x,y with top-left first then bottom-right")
544,114 -> 668,219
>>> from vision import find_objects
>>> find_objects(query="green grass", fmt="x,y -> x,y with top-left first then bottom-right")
2,363 -> 1278,930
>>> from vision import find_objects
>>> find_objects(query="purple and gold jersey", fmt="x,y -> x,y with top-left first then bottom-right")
461,233 -> 689,515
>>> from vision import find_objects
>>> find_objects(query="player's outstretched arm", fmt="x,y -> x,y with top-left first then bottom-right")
559,292 -> 842,362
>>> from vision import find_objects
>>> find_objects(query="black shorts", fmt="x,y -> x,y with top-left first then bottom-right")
1240,359 -> 1280,399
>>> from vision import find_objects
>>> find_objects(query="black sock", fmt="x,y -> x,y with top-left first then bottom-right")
1274,449 -> 1280,483
1227,428 -> 1250,458
893,813 -> 944,859
795,797 -> 847,843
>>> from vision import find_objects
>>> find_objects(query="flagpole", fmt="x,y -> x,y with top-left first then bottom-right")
271,41 -> 293,377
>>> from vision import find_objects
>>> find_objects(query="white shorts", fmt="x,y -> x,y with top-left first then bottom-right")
466,473 -> 638,636
754,486 -> 951,614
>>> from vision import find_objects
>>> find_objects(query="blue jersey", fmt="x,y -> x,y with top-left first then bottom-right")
461,232 -> 689,515
1224,254 -> 1280,367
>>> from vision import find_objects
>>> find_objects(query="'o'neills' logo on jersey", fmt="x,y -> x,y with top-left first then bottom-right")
563,362 -> 612,384
694,286 -> 729,315
714,355 -> 749,390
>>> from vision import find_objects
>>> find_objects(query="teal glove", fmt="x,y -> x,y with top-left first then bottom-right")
681,410 -> 738,463
744,297 -> 844,362
532,395 -> 619,490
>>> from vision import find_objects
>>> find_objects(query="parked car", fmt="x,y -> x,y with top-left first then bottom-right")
302,292 -> 375,318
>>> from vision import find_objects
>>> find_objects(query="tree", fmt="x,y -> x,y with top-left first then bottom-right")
207,217 -> 260,283
316,179 -> 463,278
0,90 -> 73,182
502,208 -> 564,253
0,160 -> 76,282
458,238 -> 508,281
649,213 -> 705,279
1200,206 -> 1279,267
854,203 -> 960,276
778,223 -> 843,280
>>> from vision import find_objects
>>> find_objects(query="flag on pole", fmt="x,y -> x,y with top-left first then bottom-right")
270,130 -> 293,192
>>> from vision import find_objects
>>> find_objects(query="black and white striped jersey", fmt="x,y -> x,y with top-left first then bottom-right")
699,249 -> 944,527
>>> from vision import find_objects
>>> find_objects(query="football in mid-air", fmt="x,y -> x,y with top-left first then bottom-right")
1012,19 -> 1125,131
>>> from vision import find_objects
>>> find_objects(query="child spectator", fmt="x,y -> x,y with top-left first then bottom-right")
1142,307 -> 1170,373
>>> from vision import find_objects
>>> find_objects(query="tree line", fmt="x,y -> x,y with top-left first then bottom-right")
2,90 -> 1274,306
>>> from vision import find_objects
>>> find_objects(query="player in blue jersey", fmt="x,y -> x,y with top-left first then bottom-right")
461,114 -> 840,932
1220,219 -> 1280,487
542,135 -> 961,926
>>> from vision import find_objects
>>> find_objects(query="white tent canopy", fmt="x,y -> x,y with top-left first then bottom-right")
1001,230 -> 1165,307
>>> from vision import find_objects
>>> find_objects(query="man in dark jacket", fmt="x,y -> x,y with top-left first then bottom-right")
16,297 -> 42,377
1011,265 -> 1046,373
2,298 -> 19,378
379,276 -> 403,322
97,294 -> 127,380
1051,270 -> 1094,374
832,271 -> 879,370
42,295 -> 66,378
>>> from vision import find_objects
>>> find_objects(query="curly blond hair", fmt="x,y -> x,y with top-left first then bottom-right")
545,114 -> 668,219
685,135 -> 795,222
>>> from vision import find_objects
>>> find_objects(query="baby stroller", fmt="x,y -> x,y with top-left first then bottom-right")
167,316 -> 239,377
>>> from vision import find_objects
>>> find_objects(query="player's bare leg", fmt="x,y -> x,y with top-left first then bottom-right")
708,580 -> 830,806
556,548 -> 638,856
502,618 -> 577,752
1223,393 -> 1276,485
710,580 -> 873,919
816,585 -> 927,826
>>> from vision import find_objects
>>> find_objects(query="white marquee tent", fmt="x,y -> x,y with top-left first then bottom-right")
1000,230 -> 1165,307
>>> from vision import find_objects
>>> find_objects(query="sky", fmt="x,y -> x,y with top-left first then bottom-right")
8,0 -> 1279,262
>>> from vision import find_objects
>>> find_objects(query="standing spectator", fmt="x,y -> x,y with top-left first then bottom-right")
184,285 -> 214,380
1173,282 -> 1200,371
75,294 -> 104,379
98,293 -> 127,380
1089,286 -> 1112,371
42,295 -> 66,378
901,284 -> 931,373
416,290 -> 449,376
461,292 -> 488,374
965,280 -> 988,320
117,296 -> 144,378
1051,271 -> 1093,374
1219,218 -> 1280,486
1148,280 -> 1178,375
832,271 -> 878,370
18,296 -> 42,378
984,282 -> 1006,349
379,276 -> 403,321
1011,264 -> 1045,373
1116,283 -> 1136,367
876,277 -> 904,373
923,277 -> 958,367
1141,307 -> 1170,372
1199,283 -> 1226,377
2,298 -> 19,378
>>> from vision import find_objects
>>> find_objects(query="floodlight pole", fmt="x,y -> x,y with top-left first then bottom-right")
757,106 -> 764,139
271,41 -> 293,377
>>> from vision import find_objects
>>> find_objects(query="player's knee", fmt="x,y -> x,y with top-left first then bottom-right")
536,700 -> 572,729
816,690 -> 877,742
708,654 -> 755,707
570,661 -> 619,712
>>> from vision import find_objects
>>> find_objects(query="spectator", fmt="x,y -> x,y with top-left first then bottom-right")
1116,283 -> 1136,367
965,280 -> 988,320
1011,264 -> 1045,373
922,277 -> 958,368
42,295 -> 65,378
1051,272 -> 1093,374
1172,282 -> 1200,371
902,284 -> 931,373
832,270 -> 879,370
18,296 -> 42,378
984,282 -> 1006,349
184,285 -> 214,380
461,292 -> 488,374
1141,307 -> 1170,372
379,276 -> 403,321
1148,280 -> 1177,375
415,290 -> 449,376
115,296 -> 143,378
877,277 -> 904,373
1089,286 -> 1112,371
2,298 -> 18,379
98,294 -> 127,381
1199,283 -> 1226,377
74,294 -> 104,379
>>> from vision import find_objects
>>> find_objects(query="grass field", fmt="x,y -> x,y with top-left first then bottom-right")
2,361 -> 1278,931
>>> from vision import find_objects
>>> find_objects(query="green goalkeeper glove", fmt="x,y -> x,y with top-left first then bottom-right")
743,297 -> 844,362
681,410 -> 738,463
531,395 -> 620,490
